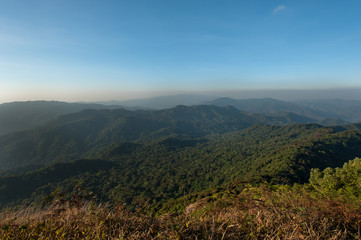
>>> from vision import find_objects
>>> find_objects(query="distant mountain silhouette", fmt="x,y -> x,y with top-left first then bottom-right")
0,101 -> 123,136
207,97 -> 361,122
117,94 -> 218,109
105,95 -> 361,122
297,99 -> 361,122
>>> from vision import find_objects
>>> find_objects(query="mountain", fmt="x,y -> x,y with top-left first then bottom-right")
0,101 -> 123,136
0,105 -> 320,172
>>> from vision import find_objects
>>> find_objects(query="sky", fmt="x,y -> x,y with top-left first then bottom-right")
0,0 -> 361,102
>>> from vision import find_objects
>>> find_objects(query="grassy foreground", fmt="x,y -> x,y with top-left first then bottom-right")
1,185 -> 361,239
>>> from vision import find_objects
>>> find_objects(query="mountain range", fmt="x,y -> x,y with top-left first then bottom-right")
2,96 -> 361,138
100,94 -> 361,122
1,97 -> 361,209
0,104 -> 320,171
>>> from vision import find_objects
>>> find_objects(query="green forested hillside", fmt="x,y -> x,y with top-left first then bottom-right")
2,123 -> 361,210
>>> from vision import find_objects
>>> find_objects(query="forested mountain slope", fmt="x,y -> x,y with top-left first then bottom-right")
1,124 -> 361,209
0,105 -> 318,171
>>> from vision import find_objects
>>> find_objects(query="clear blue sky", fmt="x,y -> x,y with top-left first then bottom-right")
1,0 -> 361,102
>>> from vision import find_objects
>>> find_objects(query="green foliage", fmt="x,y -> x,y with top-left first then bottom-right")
310,157 -> 361,198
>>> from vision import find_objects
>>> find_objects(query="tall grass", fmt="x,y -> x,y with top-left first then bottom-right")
1,185 -> 360,239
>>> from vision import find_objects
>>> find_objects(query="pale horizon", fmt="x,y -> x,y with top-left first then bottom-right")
2,88 -> 361,105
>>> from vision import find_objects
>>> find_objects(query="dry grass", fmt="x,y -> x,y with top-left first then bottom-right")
1,186 -> 361,239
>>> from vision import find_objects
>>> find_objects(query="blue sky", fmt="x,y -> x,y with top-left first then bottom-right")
0,0 -> 361,102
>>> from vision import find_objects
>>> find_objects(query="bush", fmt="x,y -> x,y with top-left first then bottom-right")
310,157 -> 361,198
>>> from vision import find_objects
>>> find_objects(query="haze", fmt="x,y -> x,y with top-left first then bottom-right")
1,0 -> 361,103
